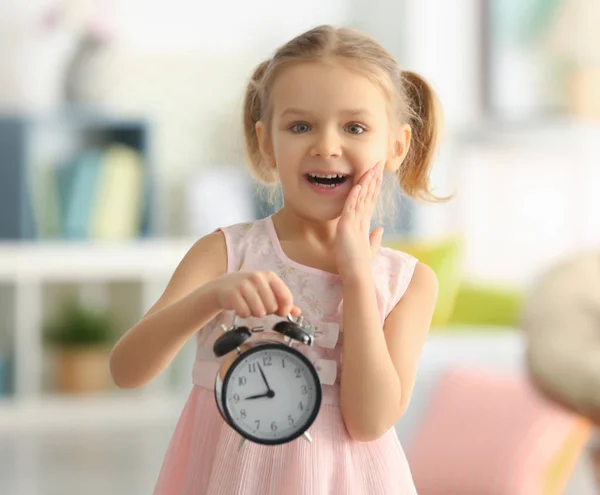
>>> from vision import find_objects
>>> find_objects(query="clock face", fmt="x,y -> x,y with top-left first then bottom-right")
221,343 -> 322,445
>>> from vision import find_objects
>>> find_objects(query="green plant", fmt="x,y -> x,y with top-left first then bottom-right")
45,299 -> 116,348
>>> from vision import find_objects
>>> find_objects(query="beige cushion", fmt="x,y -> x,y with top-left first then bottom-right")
522,252 -> 600,421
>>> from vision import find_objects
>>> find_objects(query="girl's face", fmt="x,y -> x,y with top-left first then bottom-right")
257,61 -> 407,223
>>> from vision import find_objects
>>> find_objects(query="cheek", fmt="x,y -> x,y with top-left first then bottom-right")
271,135 -> 301,183
348,137 -> 387,170
272,132 -> 298,160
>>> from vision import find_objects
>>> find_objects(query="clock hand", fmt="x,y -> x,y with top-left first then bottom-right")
244,391 -> 275,400
243,363 -> 276,400
257,363 -> 272,392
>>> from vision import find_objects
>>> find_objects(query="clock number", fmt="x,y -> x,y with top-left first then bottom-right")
301,384 -> 308,395
281,358 -> 285,368
298,401 -> 304,411
240,409 -> 247,419
271,421 -> 278,432
248,363 -> 257,373
288,415 -> 295,426
263,355 -> 272,367
232,393 -> 240,404
295,367 -> 301,378
238,376 -> 247,386
254,420 -> 260,430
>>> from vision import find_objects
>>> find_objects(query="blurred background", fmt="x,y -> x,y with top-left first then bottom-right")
1,0 -> 600,494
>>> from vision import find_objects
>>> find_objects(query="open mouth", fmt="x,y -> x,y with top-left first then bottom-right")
306,173 -> 350,188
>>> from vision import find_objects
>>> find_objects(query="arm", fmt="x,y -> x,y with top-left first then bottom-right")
109,231 -> 227,389
340,262 -> 438,441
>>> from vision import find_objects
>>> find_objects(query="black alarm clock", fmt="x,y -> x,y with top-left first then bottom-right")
212,314 -> 322,447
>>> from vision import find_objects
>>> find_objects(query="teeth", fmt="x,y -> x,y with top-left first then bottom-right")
308,173 -> 346,179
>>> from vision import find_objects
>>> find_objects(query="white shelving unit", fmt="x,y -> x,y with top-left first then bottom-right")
0,238 -> 530,435
0,238 -> 197,432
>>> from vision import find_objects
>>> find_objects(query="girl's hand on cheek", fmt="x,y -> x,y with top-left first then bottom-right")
335,161 -> 384,280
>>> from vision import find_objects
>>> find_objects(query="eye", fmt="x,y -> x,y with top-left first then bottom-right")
290,122 -> 311,133
345,123 -> 366,135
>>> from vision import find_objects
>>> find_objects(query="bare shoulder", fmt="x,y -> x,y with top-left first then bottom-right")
396,262 -> 438,310
187,230 -> 227,261
177,230 -> 227,278
142,230 -> 227,318
409,262 -> 438,295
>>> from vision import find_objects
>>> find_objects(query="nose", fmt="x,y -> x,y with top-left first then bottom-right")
310,127 -> 342,158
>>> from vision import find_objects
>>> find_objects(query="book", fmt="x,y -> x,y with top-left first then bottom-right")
90,144 -> 145,240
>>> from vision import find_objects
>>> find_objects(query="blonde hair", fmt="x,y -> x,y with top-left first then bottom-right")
243,24 -> 444,202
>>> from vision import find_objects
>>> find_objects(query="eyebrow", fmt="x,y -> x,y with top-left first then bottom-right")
279,108 -> 373,118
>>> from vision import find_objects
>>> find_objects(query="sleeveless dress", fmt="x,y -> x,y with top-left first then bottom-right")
153,216 -> 419,495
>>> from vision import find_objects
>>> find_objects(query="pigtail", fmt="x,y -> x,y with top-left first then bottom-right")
243,59 -> 278,184
400,71 -> 446,201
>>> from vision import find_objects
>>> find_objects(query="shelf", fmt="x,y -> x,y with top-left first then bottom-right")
0,238 -> 198,404
0,114 -> 157,241
0,330 -> 524,432
0,391 -> 184,433
0,237 -> 195,282
456,118 -> 600,143
422,327 -> 524,369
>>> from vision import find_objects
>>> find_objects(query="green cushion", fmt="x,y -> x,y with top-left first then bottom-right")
448,283 -> 525,328
384,236 -> 463,328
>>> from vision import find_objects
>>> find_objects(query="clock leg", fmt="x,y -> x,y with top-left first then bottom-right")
303,431 -> 313,443
238,437 -> 247,451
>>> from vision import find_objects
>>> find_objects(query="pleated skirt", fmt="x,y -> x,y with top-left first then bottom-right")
153,385 -> 417,495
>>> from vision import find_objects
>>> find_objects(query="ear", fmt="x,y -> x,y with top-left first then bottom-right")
255,121 -> 276,169
386,124 -> 411,173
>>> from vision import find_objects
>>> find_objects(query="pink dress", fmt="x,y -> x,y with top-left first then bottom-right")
153,216 -> 419,494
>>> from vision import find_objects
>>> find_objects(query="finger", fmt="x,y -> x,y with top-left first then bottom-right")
374,162 -> 384,200
344,184 -> 362,215
366,162 -> 384,215
356,168 -> 376,213
254,275 -> 279,315
366,165 -> 380,205
240,282 -> 267,317
231,292 -> 252,318
268,276 -> 296,317
358,166 -> 374,186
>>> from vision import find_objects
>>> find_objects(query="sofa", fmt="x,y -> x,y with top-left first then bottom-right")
384,236 -> 597,494
394,330 -> 598,495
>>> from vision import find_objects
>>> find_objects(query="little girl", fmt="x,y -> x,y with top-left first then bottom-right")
110,24 -> 440,495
